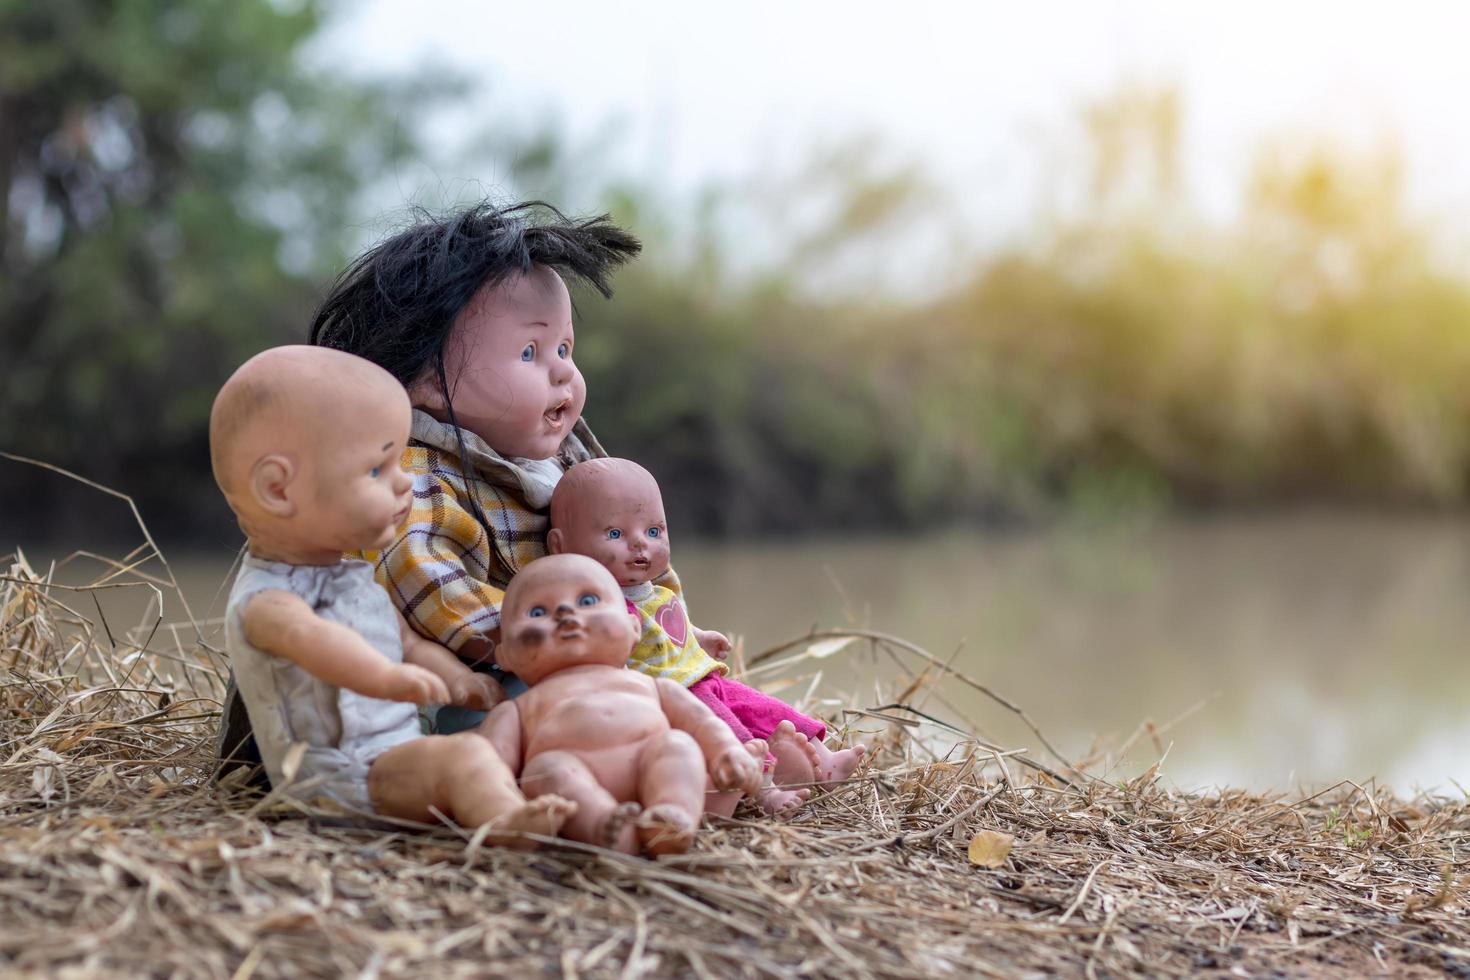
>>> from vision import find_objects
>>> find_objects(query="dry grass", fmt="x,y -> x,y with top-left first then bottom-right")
4,540 -> 1470,979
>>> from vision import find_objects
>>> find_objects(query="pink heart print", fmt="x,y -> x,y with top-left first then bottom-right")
654,595 -> 688,647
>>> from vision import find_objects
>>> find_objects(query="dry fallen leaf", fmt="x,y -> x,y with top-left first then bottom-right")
802,636 -> 860,660
968,830 -> 1015,868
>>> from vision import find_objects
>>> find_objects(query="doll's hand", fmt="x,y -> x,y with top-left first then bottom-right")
447,672 -> 507,711
378,664 -> 452,705
710,744 -> 763,796
695,628 -> 731,661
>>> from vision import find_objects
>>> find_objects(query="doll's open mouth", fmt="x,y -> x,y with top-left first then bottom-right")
544,401 -> 568,429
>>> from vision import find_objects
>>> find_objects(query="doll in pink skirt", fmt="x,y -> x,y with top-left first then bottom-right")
547,458 -> 866,812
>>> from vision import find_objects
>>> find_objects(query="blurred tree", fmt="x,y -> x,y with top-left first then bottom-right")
0,0 -> 453,542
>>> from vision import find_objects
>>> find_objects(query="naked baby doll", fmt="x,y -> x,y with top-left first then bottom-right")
211,344 -> 573,843
547,458 -> 866,812
478,554 -> 764,856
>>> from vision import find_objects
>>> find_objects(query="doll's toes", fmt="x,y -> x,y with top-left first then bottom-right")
490,795 -> 577,849
768,724 -> 820,786
598,801 -> 641,854
815,739 -> 867,784
757,784 -> 810,815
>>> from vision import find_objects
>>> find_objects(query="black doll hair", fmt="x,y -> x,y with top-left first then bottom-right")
309,199 -> 640,389
308,200 -> 641,591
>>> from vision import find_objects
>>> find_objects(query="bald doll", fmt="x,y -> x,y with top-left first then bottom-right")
478,554 -> 764,856
211,345 -> 572,842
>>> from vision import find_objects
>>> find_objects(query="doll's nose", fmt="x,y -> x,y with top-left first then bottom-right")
554,603 -> 576,620
550,357 -> 576,386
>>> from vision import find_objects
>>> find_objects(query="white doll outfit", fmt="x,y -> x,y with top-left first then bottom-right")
225,556 -> 422,810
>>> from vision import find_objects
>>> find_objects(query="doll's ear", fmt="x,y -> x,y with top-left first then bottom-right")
406,370 -> 447,413
546,527 -> 565,554
249,454 -> 297,518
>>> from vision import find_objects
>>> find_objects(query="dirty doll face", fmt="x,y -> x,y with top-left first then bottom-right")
548,461 -> 671,588
414,264 -> 586,461
496,555 -> 638,684
559,489 -> 669,588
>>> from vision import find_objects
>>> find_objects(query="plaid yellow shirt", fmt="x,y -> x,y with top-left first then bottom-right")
358,411 -> 680,655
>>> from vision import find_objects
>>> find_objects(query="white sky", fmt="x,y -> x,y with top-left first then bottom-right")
322,0 -> 1470,271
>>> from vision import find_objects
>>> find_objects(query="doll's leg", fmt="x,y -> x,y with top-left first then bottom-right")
635,730 -> 706,856
367,734 -> 574,848
689,675 -> 767,817
704,738 -> 770,818
521,751 -> 640,854
715,676 -> 867,785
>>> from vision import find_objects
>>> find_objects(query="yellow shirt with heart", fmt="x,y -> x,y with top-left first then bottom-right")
622,582 -> 728,687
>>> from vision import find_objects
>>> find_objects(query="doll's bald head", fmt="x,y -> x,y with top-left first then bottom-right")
548,458 -> 670,587
210,345 -> 413,560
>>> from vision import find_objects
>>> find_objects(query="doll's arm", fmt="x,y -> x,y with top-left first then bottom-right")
475,700 -> 524,779
693,627 -> 730,660
655,678 -> 762,795
241,590 -> 451,704
455,629 -> 500,671
397,610 -> 506,710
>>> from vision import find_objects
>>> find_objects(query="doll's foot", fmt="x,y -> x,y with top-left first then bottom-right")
757,782 -> 810,815
487,794 -> 577,850
598,801 -> 642,854
812,738 -> 866,784
767,721 -> 822,786
638,803 -> 697,856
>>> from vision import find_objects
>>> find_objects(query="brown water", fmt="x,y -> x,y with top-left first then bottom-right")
21,510 -> 1470,793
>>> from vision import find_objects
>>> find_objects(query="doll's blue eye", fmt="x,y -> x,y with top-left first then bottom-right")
607,528 -> 622,540
647,526 -> 661,538
577,593 -> 599,607
369,466 -> 381,478
528,606 -> 547,618
557,342 -> 570,358
521,344 -> 535,362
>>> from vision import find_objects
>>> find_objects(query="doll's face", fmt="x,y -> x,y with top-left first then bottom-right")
415,264 -> 586,461
297,388 -> 415,553
549,463 -> 671,587
497,555 -> 637,685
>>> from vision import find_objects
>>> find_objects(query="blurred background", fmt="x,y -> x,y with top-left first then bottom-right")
4,0 -> 1470,792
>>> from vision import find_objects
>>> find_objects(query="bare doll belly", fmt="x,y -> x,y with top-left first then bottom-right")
523,687 -> 671,801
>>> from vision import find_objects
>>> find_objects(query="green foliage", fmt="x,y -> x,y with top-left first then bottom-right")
1,0 -> 452,536
575,95 -> 1470,532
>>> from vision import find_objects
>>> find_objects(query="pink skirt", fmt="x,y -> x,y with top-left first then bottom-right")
688,672 -> 826,744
